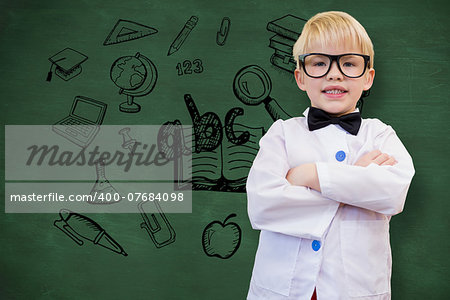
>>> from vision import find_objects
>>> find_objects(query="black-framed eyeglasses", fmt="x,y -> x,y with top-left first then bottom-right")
298,53 -> 370,78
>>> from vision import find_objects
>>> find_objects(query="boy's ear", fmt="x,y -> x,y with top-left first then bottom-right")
363,68 -> 375,91
294,68 -> 306,91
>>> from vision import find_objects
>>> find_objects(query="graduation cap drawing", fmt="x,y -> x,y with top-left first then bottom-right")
47,48 -> 88,82
103,19 -> 158,46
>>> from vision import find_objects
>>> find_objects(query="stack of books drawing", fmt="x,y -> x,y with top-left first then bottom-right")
267,14 -> 307,73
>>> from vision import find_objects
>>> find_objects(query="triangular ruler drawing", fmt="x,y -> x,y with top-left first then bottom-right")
103,19 -> 158,45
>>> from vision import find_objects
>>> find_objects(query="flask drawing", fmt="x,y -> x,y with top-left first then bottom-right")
89,159 -> 121,204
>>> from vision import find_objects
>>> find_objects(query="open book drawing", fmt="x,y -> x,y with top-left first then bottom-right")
170,94 -> 266,193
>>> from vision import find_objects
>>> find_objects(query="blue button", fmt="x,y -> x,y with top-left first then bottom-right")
335,151 -> 346,162
312,240 -> 321,251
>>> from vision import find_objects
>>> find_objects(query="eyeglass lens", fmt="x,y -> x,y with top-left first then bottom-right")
304,54 -> 366,78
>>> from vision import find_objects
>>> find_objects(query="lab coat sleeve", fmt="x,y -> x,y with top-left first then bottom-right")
247,120 -> 340,240
316,124 -> 415,216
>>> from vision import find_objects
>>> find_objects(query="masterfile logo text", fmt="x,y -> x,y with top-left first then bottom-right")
25,142 -> 170,173
4,125 -> 193,213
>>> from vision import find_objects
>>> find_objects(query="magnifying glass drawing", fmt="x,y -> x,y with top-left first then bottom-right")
233,65 -> 291,121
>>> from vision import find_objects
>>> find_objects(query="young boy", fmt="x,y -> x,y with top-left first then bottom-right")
246,11 -> 415,300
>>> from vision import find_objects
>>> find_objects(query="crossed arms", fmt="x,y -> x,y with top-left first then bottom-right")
287,150 -> 398,192
246,120 -> 415,239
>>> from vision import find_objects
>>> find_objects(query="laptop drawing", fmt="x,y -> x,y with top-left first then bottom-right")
52,96 -> 107,147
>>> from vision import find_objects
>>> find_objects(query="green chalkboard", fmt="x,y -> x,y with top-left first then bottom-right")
1,0 -> 449,299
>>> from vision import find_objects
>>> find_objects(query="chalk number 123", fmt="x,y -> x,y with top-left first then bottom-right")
176,59 -> 204,76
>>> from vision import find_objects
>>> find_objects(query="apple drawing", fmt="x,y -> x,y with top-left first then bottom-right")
202,213 -> 242,259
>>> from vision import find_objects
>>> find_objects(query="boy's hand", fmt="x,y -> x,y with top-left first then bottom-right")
286,163 -> 321,192
354,150 -> 397,167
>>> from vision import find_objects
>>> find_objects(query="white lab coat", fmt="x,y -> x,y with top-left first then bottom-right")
246,108 -> 415,300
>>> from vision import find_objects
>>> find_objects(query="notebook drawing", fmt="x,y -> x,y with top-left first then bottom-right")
52,96 -> 107,148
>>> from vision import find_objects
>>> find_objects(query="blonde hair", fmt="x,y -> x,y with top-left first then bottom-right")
293,11 -> 374,69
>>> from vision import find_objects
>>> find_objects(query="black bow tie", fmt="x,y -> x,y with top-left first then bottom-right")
307,107 -> 362,135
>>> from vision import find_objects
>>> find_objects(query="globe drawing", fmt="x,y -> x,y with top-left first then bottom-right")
110,52 -> 157,113
111,56 -> 146,90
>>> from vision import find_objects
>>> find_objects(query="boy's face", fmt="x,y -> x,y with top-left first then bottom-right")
294,42 -> 375,117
